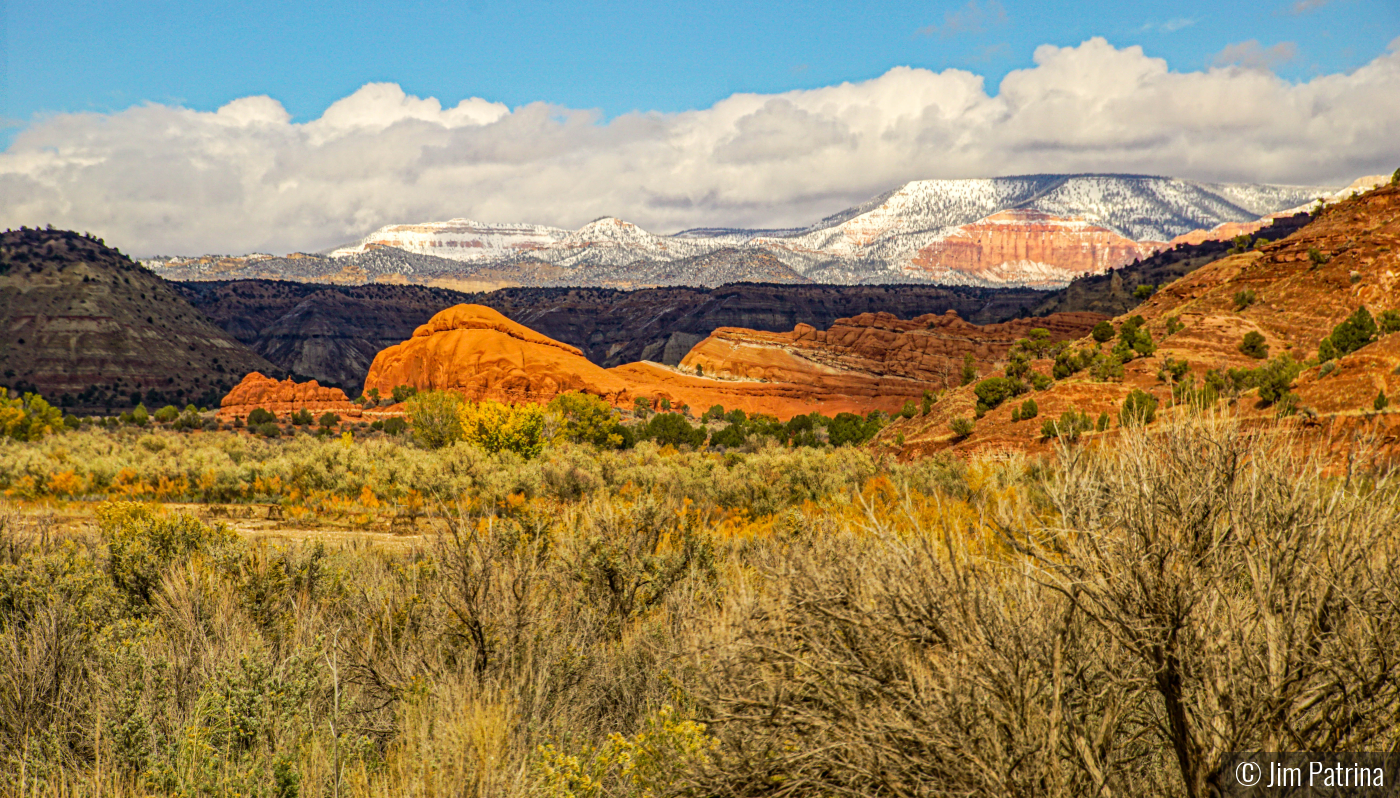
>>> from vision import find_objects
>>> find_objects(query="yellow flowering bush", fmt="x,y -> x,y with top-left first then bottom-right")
458,398 -> 550,458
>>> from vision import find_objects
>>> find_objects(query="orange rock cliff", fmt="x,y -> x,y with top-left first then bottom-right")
217,372 -> 361,421
359,304 -> 1079,420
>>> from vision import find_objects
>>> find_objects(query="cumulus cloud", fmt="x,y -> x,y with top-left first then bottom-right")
3,37 -> 1399,255
1211,40 -> 1300,70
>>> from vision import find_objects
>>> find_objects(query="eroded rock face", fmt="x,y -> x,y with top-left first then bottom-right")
909,210 -> 1163,287
361,304 -> 1023,420
217,372 -> 360,421
682,310 -> 1106,392
885,184 -> 1400,464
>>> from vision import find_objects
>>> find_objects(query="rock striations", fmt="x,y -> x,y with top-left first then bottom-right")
1,227 -> 276,412
882,180 -> 1400,462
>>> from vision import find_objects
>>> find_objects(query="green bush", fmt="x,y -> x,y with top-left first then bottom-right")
382,416 -> 408,435
317,412 -> 340,429
1375,391 -> 1390,412
391,384 -> 418,403
246,407 -> 275,426
1091,321 -> 1114,343
949,417 -> 974,438
550,391 -> 632,449
1380,310 -> 1400,335
921,391 -> 934,415
960,353 -> 978,385
1239,331 -> 1269,359
709,423 -> 747,448
1119,389 -> 1158,427
702,404 -> 726,422
1133,284 -> 1156,300
404,390 -> 464,449
641,412 -> 707,448
899,400 -> 918,419
829,412 -> 882,446
1233,289 -> 1256,310
291,408 -> 313,426
1307,247 -> 1328,266
255,422 -> 281,438
1089,353 -> 1125,382
1040,409 -> 1092,442
1329,306 -> 1377,356
1164,316 -> 1184,336
1053,348 -> 1092,379
1017,398 -> 1038,421
154,405 -> 179,423
973,377 -> 1025,412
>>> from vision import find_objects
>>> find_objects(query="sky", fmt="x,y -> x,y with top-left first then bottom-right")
2,0 -> 1399,255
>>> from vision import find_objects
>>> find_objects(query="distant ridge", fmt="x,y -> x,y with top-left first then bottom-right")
146,173 -> 1336,290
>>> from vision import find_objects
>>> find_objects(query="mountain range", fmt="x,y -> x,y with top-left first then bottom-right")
145,174 -> 1342,290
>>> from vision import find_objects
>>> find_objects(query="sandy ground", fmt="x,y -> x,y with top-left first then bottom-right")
1,499 -> 444,553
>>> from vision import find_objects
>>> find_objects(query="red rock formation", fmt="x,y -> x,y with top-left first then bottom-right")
908,210 -> 1162,285
217,372 -> 361,421
885,184 -> 1400,465
682,311 -> 1106,392
358,304 -> 1106,421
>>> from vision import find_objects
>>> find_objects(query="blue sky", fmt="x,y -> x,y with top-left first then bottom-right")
5,0 -> 1396,127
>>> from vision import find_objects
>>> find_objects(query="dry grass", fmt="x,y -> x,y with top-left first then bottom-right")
0,415 -> 1396,797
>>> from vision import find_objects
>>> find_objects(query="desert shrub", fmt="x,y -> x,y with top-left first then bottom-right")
973,377 -> 1025,413
640,412 -> 706,448
899,400 -> 918,419
154,405 -> 179,423
127,403 -> 151,427
1017,398 -> 1038,421
1307,246 -> 1328,266
1157,356 -> 1190,384
1328,306 -> 1378,356
1251,356 -> 1305,404
405,389 -> 464,449
828,412 -> 882,447
391,384 -> 418,403
960,353 -> 977,385
1091,320 -> 1115,343
291,408 -> 313,426
709,423 -> 746,449
702,404 -> 725,422
1052,348 -> 1092,379
0,388 -> 65,440
1233,289 -> 1256,310
549,391 -> 630,449
382,416 -> 408,435
1041,408 -> 1092,441
949,417 -> 974,438
246,407 -> 275,426
255,421 -> 281,438
1238,330 -> 1268,359
317,411 -> 340,429
101,502 -> 237,608
1164,316 -> 1184,335
1133,284 -> 1155,299
1089,353 -> 1125,382
1096,411 -> 1110,431
459,399 -> 550,457
1379,309 -> 1400,335
1119,389 -> 1158,426
1375,390 -> 1389,412
1004,350 -> 1031,379
920,391 -> 934,415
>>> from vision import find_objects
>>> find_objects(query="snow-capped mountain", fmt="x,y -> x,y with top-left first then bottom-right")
328,219 -> 570,261
152,174 -> 1339,289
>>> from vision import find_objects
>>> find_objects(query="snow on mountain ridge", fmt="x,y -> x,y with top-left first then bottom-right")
311,174 -> 1337,288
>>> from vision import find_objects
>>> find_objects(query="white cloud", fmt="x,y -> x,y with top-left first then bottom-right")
3,37 -> 1399,256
